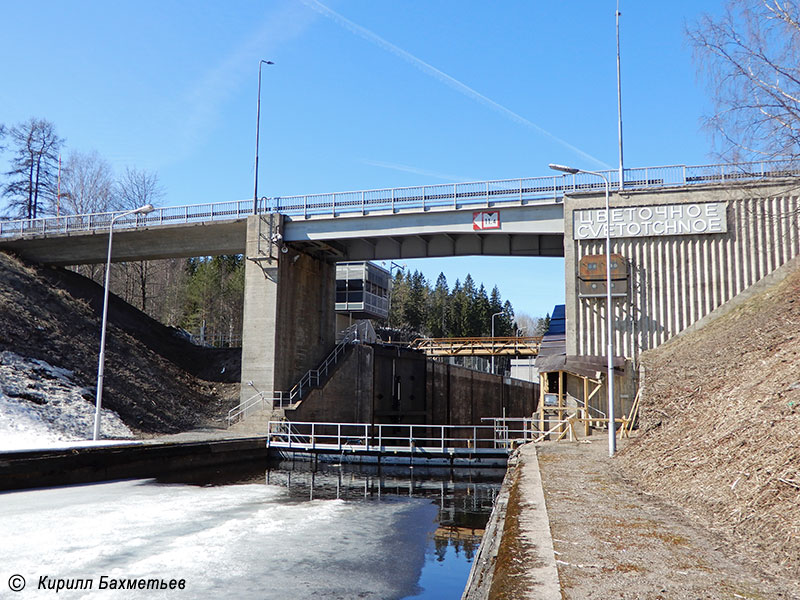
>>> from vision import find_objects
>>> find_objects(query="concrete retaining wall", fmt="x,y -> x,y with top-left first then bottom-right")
287,344 -> 539,426
0,438 -> 270,491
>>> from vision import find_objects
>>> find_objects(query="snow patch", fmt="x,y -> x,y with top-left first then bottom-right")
0,352 -> 134,450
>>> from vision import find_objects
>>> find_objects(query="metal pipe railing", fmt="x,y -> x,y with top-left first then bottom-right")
3,160 -> 799,238
266,419 -> 544,451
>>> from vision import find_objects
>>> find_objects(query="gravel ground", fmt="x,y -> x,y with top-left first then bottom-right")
536,436 -> 798,600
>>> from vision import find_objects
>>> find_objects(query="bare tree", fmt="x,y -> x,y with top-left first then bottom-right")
3,118 -> 64,218
689,1 -> 800,161
58,150 -> 115,215
116,167 -> 163,212
115,167 -> 165,312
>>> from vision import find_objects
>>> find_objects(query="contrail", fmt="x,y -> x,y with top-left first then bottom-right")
302,0 -> 610,169
362,159 -> 471,182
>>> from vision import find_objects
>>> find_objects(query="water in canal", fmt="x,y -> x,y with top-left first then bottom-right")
0,459 -> 504,599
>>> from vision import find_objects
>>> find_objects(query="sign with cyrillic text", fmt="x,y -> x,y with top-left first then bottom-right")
573,202 -> 727,240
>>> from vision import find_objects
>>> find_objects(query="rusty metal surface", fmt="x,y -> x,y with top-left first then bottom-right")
410,336 -> 542,357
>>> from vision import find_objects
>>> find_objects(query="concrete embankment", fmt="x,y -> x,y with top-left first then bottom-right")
462,443 -> 561,600
0,436 -> 269,491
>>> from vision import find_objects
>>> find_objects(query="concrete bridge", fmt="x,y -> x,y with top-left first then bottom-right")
2,161 -> 799,412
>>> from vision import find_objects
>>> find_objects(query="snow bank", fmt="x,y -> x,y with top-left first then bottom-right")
0,351 -> 134,450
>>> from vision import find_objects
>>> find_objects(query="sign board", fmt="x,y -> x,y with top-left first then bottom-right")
579,278 -> 628,298
573,202 -> 727,240
578,254 -> 628,298
473,211 -> 500,231
578,254 -> 627,281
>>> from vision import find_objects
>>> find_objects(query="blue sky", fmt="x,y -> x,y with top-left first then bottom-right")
0,1 -> 721,320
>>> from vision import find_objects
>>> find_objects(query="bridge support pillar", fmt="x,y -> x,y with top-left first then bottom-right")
240,214 -> 336,406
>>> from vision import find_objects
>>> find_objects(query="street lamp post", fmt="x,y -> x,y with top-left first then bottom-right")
549,163 -> 616,457
491,311 -> 503,375
253,59 -> 275,215
93,204 -> 155,441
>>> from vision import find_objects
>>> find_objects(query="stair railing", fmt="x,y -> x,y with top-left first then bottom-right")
230,322 -> 372,422
226,390 -> 267,427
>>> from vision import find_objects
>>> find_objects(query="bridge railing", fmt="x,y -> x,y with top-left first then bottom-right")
2,160 -> 799,238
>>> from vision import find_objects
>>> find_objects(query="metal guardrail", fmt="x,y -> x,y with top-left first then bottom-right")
2,160 -> 799,239
267,417 -> 578,454
266,420 -> 525,454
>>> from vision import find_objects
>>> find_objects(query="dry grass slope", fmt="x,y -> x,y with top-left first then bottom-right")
619,265 -> 800,580
0,252 -> 240,433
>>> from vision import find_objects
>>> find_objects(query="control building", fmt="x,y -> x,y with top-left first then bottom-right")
334,261 -> 391,327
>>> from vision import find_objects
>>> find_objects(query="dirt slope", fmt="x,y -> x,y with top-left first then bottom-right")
618,264 -> 800,581
0,252 -> 240,433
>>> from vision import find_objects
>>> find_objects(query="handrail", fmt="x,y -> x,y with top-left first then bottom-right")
226,390 -> 266,426
266,420 -> 514,452
284,322 -> 370,403
267,418 -> 584,452
2,160 -> 799,238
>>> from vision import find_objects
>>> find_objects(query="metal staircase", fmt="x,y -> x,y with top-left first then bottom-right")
226,320 -> 376,427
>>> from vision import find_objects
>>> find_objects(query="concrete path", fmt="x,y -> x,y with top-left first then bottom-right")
512,443 -> 563,599
537,436 -> 797,599
462,443 -> 561,600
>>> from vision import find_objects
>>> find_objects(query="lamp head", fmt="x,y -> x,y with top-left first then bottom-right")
548,163 -> 580,175
137,204 -> 155,214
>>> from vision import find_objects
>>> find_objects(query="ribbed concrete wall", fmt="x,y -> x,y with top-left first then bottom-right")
565,182 -> 800,360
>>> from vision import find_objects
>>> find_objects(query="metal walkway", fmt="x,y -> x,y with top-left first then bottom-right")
266,420 -> 537,466
410,336 -> 542,357
1,160 -> 797,239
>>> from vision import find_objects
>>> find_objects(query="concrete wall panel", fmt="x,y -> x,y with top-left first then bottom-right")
564,182 -> 800,360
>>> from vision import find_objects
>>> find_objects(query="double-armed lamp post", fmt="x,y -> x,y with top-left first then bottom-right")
93,204 -> 155,441
549,163 -> 616,457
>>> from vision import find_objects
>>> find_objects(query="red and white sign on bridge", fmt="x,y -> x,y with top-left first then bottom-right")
473,211 -> 500,230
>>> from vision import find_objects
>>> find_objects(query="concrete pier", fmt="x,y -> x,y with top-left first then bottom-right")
240,214 -> 336,403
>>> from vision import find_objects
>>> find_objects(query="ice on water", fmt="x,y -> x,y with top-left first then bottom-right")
0,478 -> 438,599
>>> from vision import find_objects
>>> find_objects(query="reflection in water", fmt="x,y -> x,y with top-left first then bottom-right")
260,460 -> 504,599
155,458 -> 505,599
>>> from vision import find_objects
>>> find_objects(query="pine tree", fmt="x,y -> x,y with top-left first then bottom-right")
388,271 -> 409,329
403,270 -> 428,333
427,272 -> 449,337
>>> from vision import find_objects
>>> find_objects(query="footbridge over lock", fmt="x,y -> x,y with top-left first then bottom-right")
1,161 -> 799,411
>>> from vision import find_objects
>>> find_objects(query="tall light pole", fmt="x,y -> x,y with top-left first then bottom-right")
549,163 -> 616,457
253,59 -> 274,215
491,311 -> 503,375
93,204 -> 155,441
616,1 -> 624,190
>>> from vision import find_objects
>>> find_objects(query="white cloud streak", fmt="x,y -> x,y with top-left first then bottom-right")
174,3 -> 318,164
362,159 -> 471,182
301,0 -> 610,169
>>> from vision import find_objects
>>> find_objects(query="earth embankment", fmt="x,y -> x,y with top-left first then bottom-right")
0,252 -> 240,433
618,263 -> 800,580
